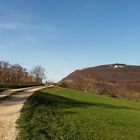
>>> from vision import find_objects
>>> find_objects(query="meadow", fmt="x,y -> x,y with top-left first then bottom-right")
17,87 -> 140,140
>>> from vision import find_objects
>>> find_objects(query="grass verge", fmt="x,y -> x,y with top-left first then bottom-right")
16,87 -> 140,140
0,83 -> 43,89
0,88 -> 9,93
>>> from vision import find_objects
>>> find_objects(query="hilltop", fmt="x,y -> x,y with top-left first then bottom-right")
59,64 -> 140,100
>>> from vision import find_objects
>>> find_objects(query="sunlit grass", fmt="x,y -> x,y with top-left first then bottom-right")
17,86 -> 140,140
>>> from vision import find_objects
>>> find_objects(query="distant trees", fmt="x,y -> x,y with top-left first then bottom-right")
46,80 -> 55,85
30,65 -> 45,84
0,60 -> 45,85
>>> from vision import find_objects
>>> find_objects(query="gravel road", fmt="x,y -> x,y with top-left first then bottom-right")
0,86 -> 45,140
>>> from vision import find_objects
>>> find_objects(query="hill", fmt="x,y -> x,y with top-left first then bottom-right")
58,64 -> 140,100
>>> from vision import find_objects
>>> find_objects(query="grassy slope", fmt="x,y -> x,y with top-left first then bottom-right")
17,87 -> 140,140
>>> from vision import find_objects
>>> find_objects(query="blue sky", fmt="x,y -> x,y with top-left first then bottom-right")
0,0 -> 140,81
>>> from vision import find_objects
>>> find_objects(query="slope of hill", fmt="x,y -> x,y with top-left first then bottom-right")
59,64 -> 140,100
17,87 -> 140,140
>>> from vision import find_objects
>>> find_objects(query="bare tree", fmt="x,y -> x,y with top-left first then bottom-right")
0,61 -> 10,83
0,60 -> 39,85
31,65 -> 45,84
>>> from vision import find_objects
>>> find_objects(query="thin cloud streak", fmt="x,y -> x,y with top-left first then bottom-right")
0,23 -> 17,29
0,21 -> 56,33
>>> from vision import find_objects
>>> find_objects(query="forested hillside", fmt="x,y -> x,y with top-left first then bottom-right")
59,64 -> 140,100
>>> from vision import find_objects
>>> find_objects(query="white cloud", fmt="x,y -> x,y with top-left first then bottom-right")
0,21 -> 56,33
0,23 -> 17,29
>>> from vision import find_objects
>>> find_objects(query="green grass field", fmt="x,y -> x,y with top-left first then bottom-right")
17,87 -> 140,140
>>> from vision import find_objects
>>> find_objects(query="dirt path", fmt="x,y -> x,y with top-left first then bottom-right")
0,86 -> 45,140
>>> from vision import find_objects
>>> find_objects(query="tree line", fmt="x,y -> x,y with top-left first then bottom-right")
0,60 -> 45,85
